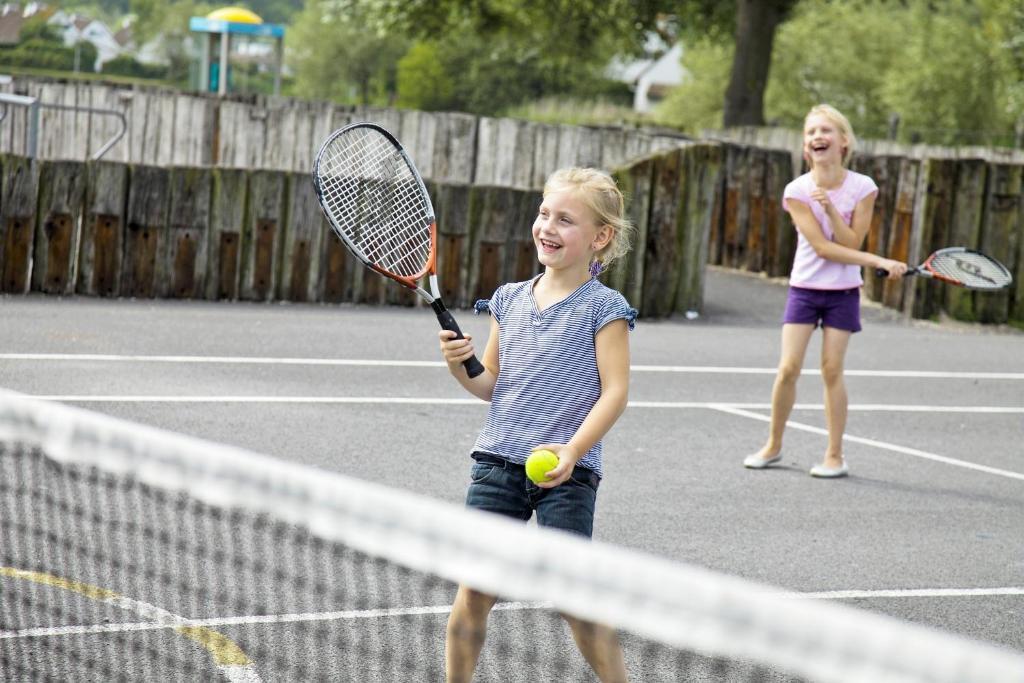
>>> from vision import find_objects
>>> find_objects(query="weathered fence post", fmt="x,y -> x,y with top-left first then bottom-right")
206,168 -> 247,300
279,171 -> 324,303
908,158 -> 956,320
32,159 -> 85,294
160,166 -> 211,299
0,155 -> 39,293
240,170 -> 287,302
122,164 -> 170,298
78,161 -> 128,297
976,163 -> 1021,324
609,157 -> 653,309
946,159 -> 987,320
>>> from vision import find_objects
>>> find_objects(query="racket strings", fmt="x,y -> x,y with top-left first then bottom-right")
317,129 -> 433,278
928,251 -> 1012,290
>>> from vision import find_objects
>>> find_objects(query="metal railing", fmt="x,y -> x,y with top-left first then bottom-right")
0,93 -> 127,161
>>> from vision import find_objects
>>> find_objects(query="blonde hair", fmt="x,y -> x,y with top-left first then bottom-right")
805,104 -> 857,167
543,167 -> 635,270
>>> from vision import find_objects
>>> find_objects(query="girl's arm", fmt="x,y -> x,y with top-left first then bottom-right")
438,316 -> 500,401
789,199 -> 907,277
534,318 -> 630,488
811,189 -> 875,249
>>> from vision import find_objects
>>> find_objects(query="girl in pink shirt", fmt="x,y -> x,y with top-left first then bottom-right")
743,104 -> 907,478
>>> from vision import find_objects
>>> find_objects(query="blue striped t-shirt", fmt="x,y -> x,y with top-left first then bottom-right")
471,275 -> 637,477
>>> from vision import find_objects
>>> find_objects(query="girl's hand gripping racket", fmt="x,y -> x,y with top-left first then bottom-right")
312,123 -> 484,378
876,247 -> 1013,291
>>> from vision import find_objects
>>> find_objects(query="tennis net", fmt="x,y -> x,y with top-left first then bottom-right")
1,388 -> 1022,682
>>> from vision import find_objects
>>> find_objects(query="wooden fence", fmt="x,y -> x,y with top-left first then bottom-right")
1,141 -> 1021,324
0,76 -> 689,190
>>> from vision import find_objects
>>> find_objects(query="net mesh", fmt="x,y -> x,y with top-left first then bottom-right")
2,389 -> 1023,683
314,125 -> 433,279
927,250 -> 1013,290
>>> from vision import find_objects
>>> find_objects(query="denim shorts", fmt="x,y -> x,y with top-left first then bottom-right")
782,286 -> 862,333
465,452 -> 600,538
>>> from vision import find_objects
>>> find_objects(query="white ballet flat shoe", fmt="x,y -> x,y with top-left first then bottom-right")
809,462 -> 849,478
743,453 -> 782,469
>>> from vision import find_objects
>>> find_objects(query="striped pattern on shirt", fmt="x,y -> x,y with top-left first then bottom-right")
471,275 -> 637,478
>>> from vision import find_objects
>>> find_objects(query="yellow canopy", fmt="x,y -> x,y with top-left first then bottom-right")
206,7 -> 263,24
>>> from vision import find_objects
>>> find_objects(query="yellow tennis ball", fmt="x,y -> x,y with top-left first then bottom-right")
525,449 -> 559,484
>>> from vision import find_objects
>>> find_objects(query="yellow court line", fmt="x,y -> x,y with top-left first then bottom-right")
0,567 -> 257,672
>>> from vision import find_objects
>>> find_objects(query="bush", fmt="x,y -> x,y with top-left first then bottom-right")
102,55 -> 167,80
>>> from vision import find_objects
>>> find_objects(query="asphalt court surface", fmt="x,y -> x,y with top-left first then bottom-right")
1,267 -> 1022,673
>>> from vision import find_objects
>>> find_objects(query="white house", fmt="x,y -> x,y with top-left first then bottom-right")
606,34 -> 688,114
48,11 -> 122,70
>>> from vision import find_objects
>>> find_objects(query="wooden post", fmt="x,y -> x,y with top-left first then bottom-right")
946,159 -> 987,321
908,158 -> 956,320
743,148 -> 767,273
975,163 -> 1021,324
121,164 -> 170,298
160,166 -> 211,299
675,144 -> 724,315
609,157 -> 654,310
882,158 -> 920,311
853,155 -> 901,302
434,181 -> 474,308
641,148 -> 685,317
240,170 -> 287,302
765,150 -> 794,278
32,159 -> 86,294
466,185 -> 517,303
720,144 -> 750,269
0,155 -> 39,293
279,171 -> 324,303
78,161 -> 128,297
207,168 -> 248,300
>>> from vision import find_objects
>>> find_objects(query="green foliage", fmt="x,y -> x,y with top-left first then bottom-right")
653,37 -> 733,131
765,0 -> 906,137
879,0 -> 1023,146
0,39 -> 79,72
287,0 -> 407,105
242,0 -> 304,25
657,0 -> 1024,147
102,54 -> 167,79
395,43 -> 454,111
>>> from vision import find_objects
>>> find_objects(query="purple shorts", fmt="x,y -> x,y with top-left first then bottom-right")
782,286 -> 862,333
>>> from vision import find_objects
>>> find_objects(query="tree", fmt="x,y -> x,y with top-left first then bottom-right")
722,0 -> 796,126
287,0 -> 407,105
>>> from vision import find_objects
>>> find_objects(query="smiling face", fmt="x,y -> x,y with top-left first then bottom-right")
532,189 -> 610,275
803,112 -> 848,168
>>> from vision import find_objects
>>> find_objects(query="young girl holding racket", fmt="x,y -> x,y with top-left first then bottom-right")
743,104 -> 907,478
438,167 -> 636,682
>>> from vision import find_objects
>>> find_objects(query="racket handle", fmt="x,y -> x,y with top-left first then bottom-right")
874,267 -> 916,278
432,301 -> 485,379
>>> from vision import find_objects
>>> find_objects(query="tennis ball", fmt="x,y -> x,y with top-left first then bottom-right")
525,449 -> 559,484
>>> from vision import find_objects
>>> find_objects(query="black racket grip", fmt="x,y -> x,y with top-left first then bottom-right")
874,267 -> 916,278
432,301 -> 485,379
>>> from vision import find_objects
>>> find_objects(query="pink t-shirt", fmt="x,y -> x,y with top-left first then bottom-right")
783,170 -> 878,290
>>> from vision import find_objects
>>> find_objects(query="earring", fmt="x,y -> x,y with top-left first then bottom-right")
589,260 -> 603,278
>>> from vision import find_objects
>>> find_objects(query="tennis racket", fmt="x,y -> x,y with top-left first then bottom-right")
312,123 -> 484,378
876,247 -> 1013,290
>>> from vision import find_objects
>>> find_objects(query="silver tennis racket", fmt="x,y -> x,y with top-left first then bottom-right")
876,247 -> 1013,290
312,123 -> 484,378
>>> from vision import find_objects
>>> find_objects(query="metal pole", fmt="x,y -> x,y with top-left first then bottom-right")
273,37 -> 282,96
27,98 -> 38,158
219,31 -> 230,96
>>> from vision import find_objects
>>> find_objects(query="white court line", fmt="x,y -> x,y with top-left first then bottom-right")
4,589 -> 1022,640
23,395 -> 1024,415
710,404 -> 1024,482
2,354 -> 1023,380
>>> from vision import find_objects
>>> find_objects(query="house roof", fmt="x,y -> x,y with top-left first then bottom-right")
0,9 -> 22,45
